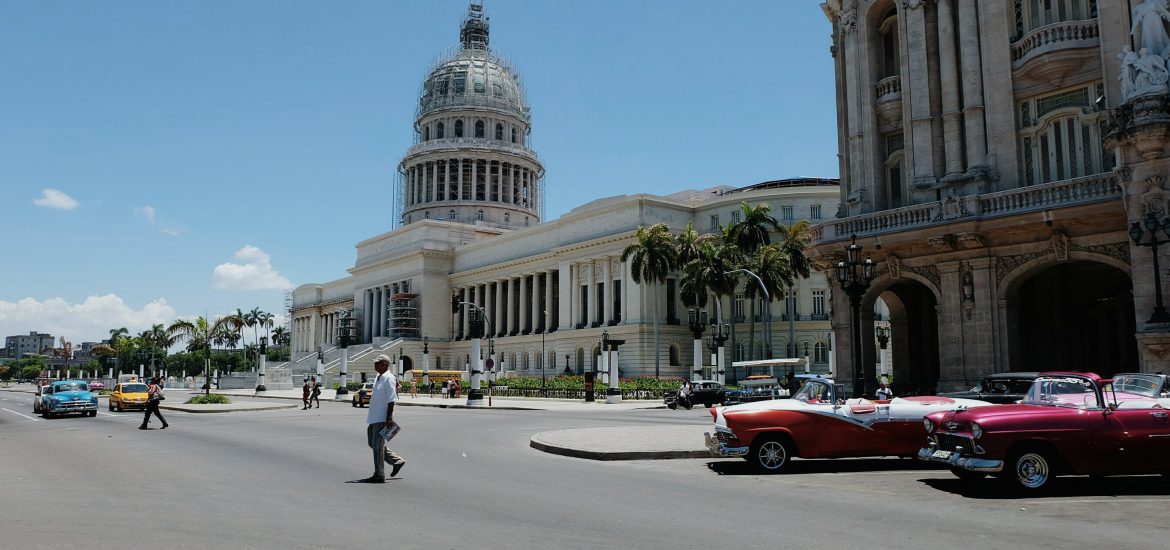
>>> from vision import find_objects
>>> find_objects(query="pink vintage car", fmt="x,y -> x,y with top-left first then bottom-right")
706,375 -> 992,473
919,372 -> 1170,492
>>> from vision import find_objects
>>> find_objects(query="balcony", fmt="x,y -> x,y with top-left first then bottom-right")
401,137 -> 541,165
874,75 -> 903,134
810,173 -> 1120,245
1011,19 -> 1100,83
810,314 -> 829,321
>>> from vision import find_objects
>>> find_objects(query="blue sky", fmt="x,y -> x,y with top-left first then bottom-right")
0,0 -> 838,346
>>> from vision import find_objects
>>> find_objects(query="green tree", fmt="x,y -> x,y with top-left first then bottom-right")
271,326 -> 289,349
621,223 -> 678,377
728,201 -> 781,254
167,314 -> 244,395
776,219 -> 813,356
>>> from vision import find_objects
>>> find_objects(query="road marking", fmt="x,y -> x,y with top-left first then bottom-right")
759,476 -> 900,496
2,408 -> 41,421
285,435 -> 324,440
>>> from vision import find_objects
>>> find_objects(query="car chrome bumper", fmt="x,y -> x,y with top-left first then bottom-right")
704,431 -> 749,458
917,443 -> 1003,472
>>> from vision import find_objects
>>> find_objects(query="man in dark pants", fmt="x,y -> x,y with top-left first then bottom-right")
310,376 -> 322,408
139,376 -> 168,430
359,355 -> 405,483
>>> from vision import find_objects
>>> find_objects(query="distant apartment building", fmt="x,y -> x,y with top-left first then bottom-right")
4,332 -> 55,359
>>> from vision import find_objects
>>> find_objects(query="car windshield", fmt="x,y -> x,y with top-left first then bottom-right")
1024,376 -> 1100,408
793,380 -> 832,403
1111,375 -> 1164,398
53,382 -> 88,392
122,384 -> 149,393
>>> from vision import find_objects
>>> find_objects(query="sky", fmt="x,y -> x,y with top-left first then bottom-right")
0,0 -> 838,346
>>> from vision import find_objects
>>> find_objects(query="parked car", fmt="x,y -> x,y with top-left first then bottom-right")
706,375 -> 992,473
41,380 -> 98,418
109,382 -> 150,411
88,380 -> 105,391
32,384 -> 49,413
939,372 -> 1038,404
352,383 -> 374,407
919,372 -> 1170,492
665,380 -> 726,409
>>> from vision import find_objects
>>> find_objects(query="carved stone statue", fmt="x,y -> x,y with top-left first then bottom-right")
1123,47 -> 1170,100
887,255 -> 902,280
1133,0 -> 1170,58
1051,232 -> 1069,262
1119,46 -> 1140,99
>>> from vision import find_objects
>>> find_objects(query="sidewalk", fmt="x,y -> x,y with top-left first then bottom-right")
212,387 -> 666,412
530,425 -> 716,461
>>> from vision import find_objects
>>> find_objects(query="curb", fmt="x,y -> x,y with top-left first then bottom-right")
237,393 -> 540,410
159,403 -> 300,413
528,434 -> 717,461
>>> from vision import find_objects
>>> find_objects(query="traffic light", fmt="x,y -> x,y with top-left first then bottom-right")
451,294 -> 461,314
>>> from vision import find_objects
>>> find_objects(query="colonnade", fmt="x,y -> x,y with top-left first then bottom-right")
362,282 -> 410,342
454,269 -> 558,339
404,158 -> 537,212
291,310 -> 347,353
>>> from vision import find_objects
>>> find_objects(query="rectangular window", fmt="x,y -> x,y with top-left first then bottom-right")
812,289 -> 826,316
580,286 -> 588,326
730,211 -> 741,224
710,214 -> 719,230
612,280 -> 622,322
666,278 -> 677,323
733,294 -> 745,321
781,206 -> 794,222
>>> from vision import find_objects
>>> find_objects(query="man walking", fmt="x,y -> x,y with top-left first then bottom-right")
310,376 -> 322,408
360,354 -> 405,483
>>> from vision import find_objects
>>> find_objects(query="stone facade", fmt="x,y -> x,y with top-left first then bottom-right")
814,0 -> 1170,395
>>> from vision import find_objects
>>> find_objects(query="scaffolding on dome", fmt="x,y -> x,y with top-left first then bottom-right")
387,293 -> 421,340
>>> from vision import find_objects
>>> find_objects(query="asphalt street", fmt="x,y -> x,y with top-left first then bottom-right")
2,388 -> 1169,550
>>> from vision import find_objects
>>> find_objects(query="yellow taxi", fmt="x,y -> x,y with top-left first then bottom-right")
109,382 -> 151,411
352,383 -> 374,407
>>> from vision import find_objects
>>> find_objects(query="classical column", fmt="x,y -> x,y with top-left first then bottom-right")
519,274 -> 529,333
558,262 -> 572,330
431,160 -> 439,204
602,258 -> 613,325
937,0 -> 964,178
585,261 -> 598,326
545,269 -> 556,331
484,280 -> 494,338
508,277 -> 518,334
471,158 -> 478,200
903,0 -> 938,188
958,0 -> 987,172
462,287 -> 471,340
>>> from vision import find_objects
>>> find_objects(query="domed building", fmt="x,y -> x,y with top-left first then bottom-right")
287,3 -> 842,394
397,2 -> 545,229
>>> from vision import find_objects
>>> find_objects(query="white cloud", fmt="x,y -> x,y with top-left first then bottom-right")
212,245 -> 293,291
0,294 -> 177,345
33,188 -> 79,210
134,205 -> 157,223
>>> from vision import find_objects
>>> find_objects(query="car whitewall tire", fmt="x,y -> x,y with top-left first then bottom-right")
750,436 -> 793,474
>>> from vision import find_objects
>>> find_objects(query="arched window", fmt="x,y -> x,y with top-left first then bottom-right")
511,127 -> 517,143
1015,0 -> 1095,36
448,209 -> 455,220
814,342 -> 828,363
495,123 -> 503,140
503,212 -> 510,224
454,120 -> 464,138
424,126 -> 430,141
1018,84 -> 1110,185
476,210 -> 484,221
475,120 -> 485,138
522,353 -> 529,370
437,121 -> 445,139
884,133 -> 905,209
669,344 -> 681,366
424,211 -> 430,219
878,10 -> 899,79
512,353 -> 519,370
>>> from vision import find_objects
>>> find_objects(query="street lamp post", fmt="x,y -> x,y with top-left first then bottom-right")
1130,212 -> 1170,324
455,298 -> 492,407
256,336 -> 268,392
875,325 -> 891,381
726,269 -> 771,361
422,335 -> 430,397
564,353 -> 572,375
688,307 -> 708,382
835,234 -> 877,398
541,311 -> 547,391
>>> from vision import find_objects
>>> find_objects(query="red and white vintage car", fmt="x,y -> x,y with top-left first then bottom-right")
706,376 -> 992,473
919,372 -> 1170,492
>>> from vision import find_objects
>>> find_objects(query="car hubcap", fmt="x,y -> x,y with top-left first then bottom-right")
1016,453 -> 1049,489
759,441 -> 786,470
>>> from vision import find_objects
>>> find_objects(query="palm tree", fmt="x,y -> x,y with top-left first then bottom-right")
744,244 -> 795,358
168,314 -> 244,395
680,239 -> 740,373
728,201 -> 781,254
108,327 -> 129,346
621,223 -> 678,377
271,326 -> 289,349
776,219 -> 814,357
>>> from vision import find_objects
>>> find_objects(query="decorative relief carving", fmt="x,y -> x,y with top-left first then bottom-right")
887,255 -> 903,279
904,264 -> 941,291
995,251 -> 1050,286
955,232 -> 986,249
903,0 -> 927,9
935,190 -> 974,221
839,8 -> 857,34
1074,241 -> 1132,265
927,235 -> 955,252
1051,232 -> 1070,261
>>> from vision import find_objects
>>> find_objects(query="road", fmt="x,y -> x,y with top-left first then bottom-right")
2,388 -> 1168,550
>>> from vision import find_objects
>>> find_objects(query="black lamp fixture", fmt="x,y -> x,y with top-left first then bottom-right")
1130,212 -> 1170,324
835,234 -> 877,398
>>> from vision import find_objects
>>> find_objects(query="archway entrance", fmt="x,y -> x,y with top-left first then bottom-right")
1011,262 -> 1136,377
873,281 -> 940,396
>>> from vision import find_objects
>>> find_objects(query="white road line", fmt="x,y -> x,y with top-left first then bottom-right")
2,408 -> 41,421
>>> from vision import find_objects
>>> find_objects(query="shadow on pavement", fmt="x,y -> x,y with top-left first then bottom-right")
705,457 -> 940,476
920,474 -> 1170,499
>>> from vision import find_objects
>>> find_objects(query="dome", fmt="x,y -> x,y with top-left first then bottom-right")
415,4 -> 530,122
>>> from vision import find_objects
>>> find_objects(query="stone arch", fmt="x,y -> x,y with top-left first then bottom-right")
859,275 -> 941,396
669,343 -> 681,367
401,356 -> 413,373
1000,256 -> 1137,377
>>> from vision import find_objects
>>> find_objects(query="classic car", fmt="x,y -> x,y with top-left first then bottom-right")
88,380 -> 106,391
706,376 -> 992,473
939,372 -> 1038,404
352,383 -> 374,407
33,383 -> 49,413
109,382 -> 151,411
665,380 -> 726,409
721,376 -> 793,406
41,380 -> 99,418
919,372 -> 1170,492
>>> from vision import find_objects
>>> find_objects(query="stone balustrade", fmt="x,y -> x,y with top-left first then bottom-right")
875,75 -> 902,102
812,173 -> 1120,245
1011,19 -> 1099,70
403,137 -> 541,164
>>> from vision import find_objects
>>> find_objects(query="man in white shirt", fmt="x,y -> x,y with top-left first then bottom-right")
360,354 -> 406,483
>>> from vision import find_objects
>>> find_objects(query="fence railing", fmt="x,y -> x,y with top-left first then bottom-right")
481,386 -> 669,401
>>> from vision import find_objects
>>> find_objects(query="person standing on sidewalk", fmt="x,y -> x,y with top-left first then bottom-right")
302,378 -> 311,410
310,376 -> 322,408
139,376 -> 168,430
359,354 -> 405,483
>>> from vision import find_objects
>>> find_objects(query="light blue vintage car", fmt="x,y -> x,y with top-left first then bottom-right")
42,380 -> 99,418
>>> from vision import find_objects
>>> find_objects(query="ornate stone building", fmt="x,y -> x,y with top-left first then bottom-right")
813,0 -> 1170,395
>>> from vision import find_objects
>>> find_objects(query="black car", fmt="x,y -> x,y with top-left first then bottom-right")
665,380 -> 726,409
939,371 -> 1038,404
